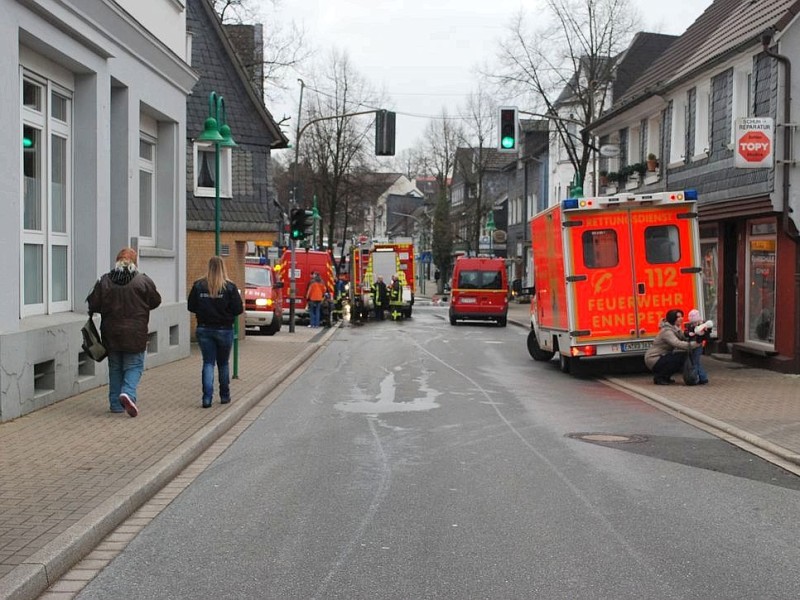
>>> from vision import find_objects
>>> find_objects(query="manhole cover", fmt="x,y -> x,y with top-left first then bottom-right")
566,432 -> 648,444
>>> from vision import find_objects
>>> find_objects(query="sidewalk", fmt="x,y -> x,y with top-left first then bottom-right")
2,305 -> 800,600
503,301 -> 800,468
0,326 -> 336,600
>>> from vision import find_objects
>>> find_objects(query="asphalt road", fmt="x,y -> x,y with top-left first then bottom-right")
77,306 -> 800,600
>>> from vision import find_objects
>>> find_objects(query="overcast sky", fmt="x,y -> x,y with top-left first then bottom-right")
267,0 -> 711,157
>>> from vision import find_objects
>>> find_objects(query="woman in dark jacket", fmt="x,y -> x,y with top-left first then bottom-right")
188,256 -> 243,407
87,247 -> 161,417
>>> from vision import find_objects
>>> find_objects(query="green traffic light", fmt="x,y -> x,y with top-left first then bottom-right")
501,136 -> 515,149
23,137 -> 33,148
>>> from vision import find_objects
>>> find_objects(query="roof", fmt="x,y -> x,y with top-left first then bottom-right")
612,32 -> 677,99
190,0 -> 288,149
594,0 -> 800,126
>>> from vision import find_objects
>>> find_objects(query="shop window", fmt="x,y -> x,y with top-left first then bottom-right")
700,232 -> 719,326
746,221 -> 776,345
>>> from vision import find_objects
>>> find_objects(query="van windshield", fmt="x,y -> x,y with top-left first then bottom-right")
457,270 -> 503,290
245,267 -> 272,287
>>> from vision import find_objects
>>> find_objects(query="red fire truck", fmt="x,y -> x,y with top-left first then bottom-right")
527,190 -> 703,373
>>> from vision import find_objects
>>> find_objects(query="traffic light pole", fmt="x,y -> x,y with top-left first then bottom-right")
289,237 -> 297,332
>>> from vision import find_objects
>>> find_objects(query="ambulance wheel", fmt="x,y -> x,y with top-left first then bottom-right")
527,331 -> 554,361
263,317 -> 281,336
497,317 -> 507,327
558,352 -> 572,373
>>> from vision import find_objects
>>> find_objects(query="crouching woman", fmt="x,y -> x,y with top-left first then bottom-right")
644,309 -> 698,385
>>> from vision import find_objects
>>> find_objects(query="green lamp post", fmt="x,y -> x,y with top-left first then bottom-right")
197,91 -> 239,376
197,91 -> 237,255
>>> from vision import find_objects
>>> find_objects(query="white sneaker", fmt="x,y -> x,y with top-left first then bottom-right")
119,393 -> 138,418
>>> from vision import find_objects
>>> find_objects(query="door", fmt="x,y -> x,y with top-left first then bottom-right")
564,204 -> 700,343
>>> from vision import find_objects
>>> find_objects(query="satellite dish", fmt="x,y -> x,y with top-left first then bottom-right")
599,144 -> 620,157
492,230 -> 507,244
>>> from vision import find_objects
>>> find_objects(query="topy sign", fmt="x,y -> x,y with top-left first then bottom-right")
734,117 -> 774,169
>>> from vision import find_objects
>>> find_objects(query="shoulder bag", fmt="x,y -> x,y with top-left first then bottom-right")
81,315 -> 107,362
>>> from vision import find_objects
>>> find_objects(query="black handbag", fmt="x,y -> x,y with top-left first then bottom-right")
682,351 -> 699,386
81,315 -> 107,362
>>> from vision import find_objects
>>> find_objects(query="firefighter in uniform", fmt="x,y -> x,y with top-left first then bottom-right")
389,274 -> 403,320
371,275 -> 389,320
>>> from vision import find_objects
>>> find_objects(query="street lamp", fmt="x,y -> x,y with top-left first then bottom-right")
197,91 -> 237,255
197,91 -> 239,375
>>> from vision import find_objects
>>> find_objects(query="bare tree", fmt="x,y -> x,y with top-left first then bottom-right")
212,0 -> 312,102
299,49 -> 383,255
419,109 -> 462,292
494,0 -> 638,188
458,89 -> 498,254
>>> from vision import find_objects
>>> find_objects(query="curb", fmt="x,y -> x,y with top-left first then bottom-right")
605,377 -> 800,468
0,326 -> 338,600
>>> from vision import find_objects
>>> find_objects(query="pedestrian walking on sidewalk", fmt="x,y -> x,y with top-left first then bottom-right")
685,308 -> 711,384
188,256 -> 243,408
644,309 -> 699,385
87,247 -> 161,417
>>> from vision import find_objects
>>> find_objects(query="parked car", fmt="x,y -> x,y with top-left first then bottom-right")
244,261 -> 283,335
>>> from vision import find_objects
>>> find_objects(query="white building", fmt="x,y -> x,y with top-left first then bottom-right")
1,0 -> 197,420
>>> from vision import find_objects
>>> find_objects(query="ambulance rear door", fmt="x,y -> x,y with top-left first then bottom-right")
560,192 -> 701,352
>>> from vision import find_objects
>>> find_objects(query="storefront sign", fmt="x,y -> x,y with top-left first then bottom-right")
734,117 -> 774,169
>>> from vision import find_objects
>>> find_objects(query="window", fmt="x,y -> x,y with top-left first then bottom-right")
193,142 -> 232,198
732,63 -> 754,143
669,97 -> 687,164
582,229 -> 618,268
456,270 -> 502,290
694,82 -> 710,158
139,136 -> 155,244
746,219 -> 776,346
21,73 -> 72,316
645,225 -> 680,264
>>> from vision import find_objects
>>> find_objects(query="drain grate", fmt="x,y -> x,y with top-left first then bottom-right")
566,432 -> 648,444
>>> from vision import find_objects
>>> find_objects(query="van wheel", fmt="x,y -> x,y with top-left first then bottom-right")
449,315 -> 457,326
558,352 -> 571,373
527,331 -> 555,361
497,317 -> 507,327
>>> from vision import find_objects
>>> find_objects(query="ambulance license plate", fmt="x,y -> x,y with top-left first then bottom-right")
621,341 -> 651,352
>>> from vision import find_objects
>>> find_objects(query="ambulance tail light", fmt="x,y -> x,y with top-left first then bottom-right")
569,345 -> 597,357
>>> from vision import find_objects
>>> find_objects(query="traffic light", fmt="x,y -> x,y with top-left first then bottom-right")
375,109 -> 396,156
498,107 -> 518,152
290,208 -> 313,240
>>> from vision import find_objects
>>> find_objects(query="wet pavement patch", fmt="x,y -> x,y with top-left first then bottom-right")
567,432 -> 648,444
566,433 -> 800,490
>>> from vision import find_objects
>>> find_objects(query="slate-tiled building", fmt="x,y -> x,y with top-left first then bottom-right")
588,0 -> 800,372
186,0 -> 288,331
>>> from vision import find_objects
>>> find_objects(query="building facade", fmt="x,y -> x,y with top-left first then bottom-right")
2,0 -> 197,421
589,0 -> 800,372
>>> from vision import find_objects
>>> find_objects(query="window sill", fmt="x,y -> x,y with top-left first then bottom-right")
644,172 -> 660,185
691,152 -> 708,162
139,247 -> 176,259
731,342 -> 778,357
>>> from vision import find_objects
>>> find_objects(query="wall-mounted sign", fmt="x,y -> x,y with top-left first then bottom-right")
734,117 -> 773,169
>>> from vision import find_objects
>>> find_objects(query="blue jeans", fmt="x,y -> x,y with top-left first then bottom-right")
692,346 -> 709,383
108,351 -> 146,411
309,301 -> 321,327
195,326 -> 234,402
